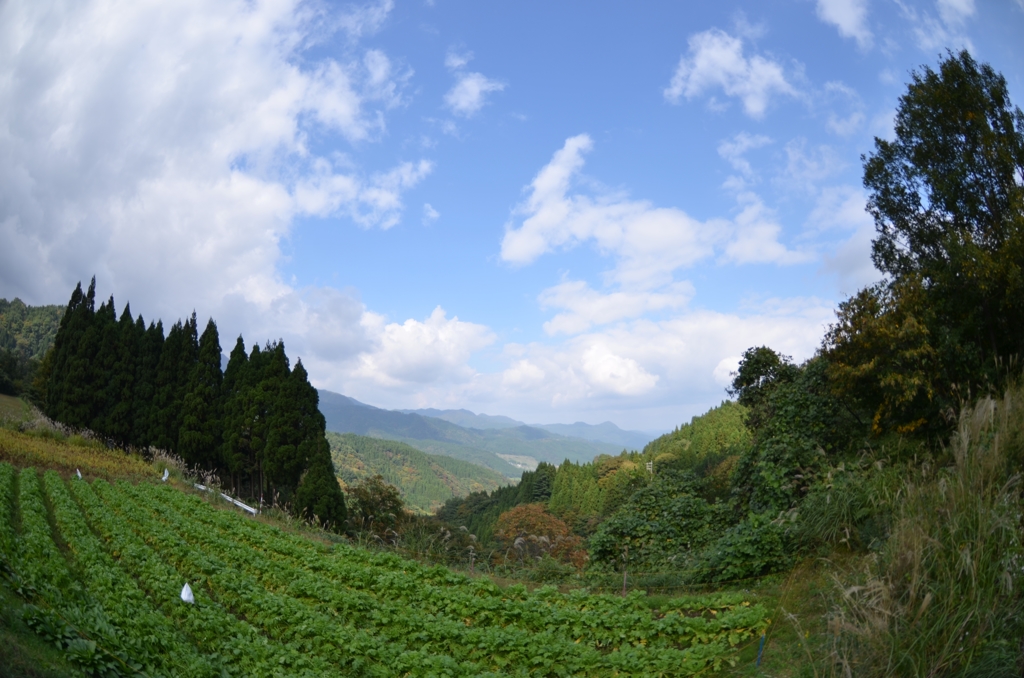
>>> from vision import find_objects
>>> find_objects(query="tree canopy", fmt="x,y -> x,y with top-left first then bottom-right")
829,50 -> 1024,433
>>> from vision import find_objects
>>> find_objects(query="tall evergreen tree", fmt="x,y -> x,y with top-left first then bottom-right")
46,278 -> 98,427
131,319 -> 163,448
179,319 -> 223,469
151,320 -> 185,451
258,341 -> 293,502
102,304 -> 140,445
220,335 -> 250,494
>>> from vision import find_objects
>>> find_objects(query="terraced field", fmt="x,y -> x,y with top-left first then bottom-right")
0,462 -> 769,676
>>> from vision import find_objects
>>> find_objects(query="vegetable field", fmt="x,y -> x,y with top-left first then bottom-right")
0,463 -> 769,677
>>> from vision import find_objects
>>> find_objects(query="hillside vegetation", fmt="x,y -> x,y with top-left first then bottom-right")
328,432 -> 507,513
319,390 -> 625,475
0,452 -> 771,677
0,298 -> 64,396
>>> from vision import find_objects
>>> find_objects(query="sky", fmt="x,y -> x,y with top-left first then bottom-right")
2,0 -> 1023,434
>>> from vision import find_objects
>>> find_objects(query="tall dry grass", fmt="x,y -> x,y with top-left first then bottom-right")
829,391 -> 1024,677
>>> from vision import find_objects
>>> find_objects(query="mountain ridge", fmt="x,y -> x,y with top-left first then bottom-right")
318,390 -> 637,477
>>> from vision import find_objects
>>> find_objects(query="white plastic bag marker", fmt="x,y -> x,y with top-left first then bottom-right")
181,583 -> 194,604
76,469 -> 82,479
162,468 -> 169,482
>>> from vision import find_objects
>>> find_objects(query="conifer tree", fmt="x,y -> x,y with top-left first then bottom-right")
150,320 -> 185,451
102,304 -> 139,445
221,335 -> 250,494
131,319 -> 163,448
293,449 -> 347,531
59,278 -> 99,429
178,318 -> 223,469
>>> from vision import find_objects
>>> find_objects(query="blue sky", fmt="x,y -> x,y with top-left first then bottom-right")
1,0 -> 1022,432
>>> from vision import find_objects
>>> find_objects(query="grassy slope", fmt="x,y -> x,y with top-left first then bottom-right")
329,432 -> 508,513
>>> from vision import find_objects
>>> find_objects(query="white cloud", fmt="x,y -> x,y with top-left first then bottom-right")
897,0 -> 975,51
422,203 -> 440,225
442,48 -> 505,118
539,280 -> 695,335
0,0 -> 431,323
444,72 -> 506,117
713,356 -> 741,387
580,344 -> 659,396
806,185 -> 871,233
353,307 -> 495,387
502,135 -> 807,288
663,28 -> 798,118
815,0 -> 873,49
717,133 -> 772,177
294,159 -> 433,229
492,297 -> 834,414
809,186 -> 880,293
444,49 -> 472,70
724,192 -> 813,265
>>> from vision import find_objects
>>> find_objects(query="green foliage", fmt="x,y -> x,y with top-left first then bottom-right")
589,472 -> 730,571
329,432 -> 506,513
824,277 -> 938,434
795,460 -> 902,551
692,512 -> 792,583
731,357 -> 860,514
436,463 -> 557,543
643,400 -> 751,469
0,298 -> 64,401
293,450 -> 347,531
855,50 -> 1024,429
346,474 -> 406,534
0,465 -> 771,675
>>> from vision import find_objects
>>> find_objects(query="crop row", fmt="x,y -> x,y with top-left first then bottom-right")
124,481 -> 769,675
75,477 -> 337,678
140,481 -> 767,650
1,467 -> 769,676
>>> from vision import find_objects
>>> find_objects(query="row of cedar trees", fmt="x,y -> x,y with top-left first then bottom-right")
39,278 -> 347,530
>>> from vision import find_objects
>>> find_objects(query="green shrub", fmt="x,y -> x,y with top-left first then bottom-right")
693,512 -> 792,583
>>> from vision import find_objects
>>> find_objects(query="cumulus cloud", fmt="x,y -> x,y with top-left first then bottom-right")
353,307 -> 495,387
0,0 -> 432,336
815,0 -> 873,49
493,297 -> 834,415
502,134 -> 807,293
443,49 -> 505,117
663,28 -> 798,118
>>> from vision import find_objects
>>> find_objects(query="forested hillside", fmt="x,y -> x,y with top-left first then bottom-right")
37,278 -> 346,529
319,389 -> 624,474
328,432 -> 507,513
0,298 -> 64,396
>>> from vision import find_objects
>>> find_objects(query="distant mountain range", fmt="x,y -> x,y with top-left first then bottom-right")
402,408 -> 655,451
318,390 -> 654,479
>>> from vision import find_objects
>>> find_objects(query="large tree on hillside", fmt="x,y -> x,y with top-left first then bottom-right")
178,318 -> 223,469
827,50 -> 1024,432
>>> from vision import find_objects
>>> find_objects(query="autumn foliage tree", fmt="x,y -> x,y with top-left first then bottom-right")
495,503 -> 586,568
